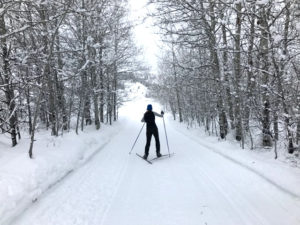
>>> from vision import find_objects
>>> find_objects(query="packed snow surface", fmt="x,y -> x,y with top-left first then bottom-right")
1,82 -> 300,225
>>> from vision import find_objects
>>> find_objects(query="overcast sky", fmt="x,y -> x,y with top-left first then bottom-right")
128,0 -> 161,74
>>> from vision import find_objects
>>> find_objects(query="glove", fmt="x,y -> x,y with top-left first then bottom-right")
161,110 -> 164,115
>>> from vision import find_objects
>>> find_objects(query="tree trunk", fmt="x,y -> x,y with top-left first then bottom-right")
171,46 -> 183,122
89,46 -> 100,130
207,1 -> 228,139
99,47 -> 104,123
222,22 -> 235,130
39,7 -> 57,136
0,13 -> 18,146
233,2 -> 243,142
245,3 -> 256,131
259,6 -> 272,147
55,33 -> 68,131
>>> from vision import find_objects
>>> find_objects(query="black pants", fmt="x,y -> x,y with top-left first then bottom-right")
145,126 -> 160,156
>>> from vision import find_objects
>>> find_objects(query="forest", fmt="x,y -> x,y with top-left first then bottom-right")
0,0 -> 138,157
1,0 -> 300,159
149,0 -> 300,156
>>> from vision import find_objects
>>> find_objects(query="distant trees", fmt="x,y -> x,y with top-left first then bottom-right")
150,0 -> 300,153
0,0 -> 137,157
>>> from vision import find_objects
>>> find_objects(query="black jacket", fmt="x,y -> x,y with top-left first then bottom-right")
141,111 -> 163,130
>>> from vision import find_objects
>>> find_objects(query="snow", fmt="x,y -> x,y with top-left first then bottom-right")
0,8 -> 5,16
203,2 -> 209,8
92,43 -> 102,48
171,121 -> 300,198
0,124 -> 121,225
234,0 -> 242,4
273,34 -> 282,44
297,23 -> 300,33
1,82 -> 300,225
257,0 -> 269,4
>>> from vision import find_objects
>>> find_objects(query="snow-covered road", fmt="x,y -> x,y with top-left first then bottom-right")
9,85 -> 300,225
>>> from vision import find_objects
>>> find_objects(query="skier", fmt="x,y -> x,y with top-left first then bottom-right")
141,104 -> 164,160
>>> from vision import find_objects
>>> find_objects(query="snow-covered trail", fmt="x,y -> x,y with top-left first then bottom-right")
9,85 -> 300,225
101,126 -> 300,225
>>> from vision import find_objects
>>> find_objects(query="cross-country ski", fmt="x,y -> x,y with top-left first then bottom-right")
136,153 -> 152,164
150,153 -> 175,162
136,153 -> 175,164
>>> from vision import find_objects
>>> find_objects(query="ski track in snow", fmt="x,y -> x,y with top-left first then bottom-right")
8,85 -> 300,225
9,122 -> 131,225
177,128 -> 300,199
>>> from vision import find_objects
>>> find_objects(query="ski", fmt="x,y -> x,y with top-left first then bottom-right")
136,153 -> 152,164
150,153 -> 175,161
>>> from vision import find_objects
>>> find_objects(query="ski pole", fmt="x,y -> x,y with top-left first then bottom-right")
162,116 -> 170,157
129,123 -> 145,154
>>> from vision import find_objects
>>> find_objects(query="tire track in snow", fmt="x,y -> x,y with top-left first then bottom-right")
98,153 -> 130,225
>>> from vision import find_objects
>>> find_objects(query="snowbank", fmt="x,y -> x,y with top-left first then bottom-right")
0,124 -> 121,225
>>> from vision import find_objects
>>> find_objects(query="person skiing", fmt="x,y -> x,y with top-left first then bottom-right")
141,104 -> 164,160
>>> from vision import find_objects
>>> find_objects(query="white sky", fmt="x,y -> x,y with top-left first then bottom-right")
128,0 -> 161,74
